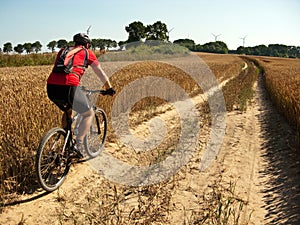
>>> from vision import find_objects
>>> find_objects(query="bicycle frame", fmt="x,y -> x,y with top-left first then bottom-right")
36,86 -> 109,192
61,87 -> 101,155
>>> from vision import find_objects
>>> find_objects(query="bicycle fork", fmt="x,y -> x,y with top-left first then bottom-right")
62,130 -> 72,155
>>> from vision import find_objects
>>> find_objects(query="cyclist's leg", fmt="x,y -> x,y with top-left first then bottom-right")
47,84 -> 73,128
70,87 -> 94,143
76,108 -> 94,142
62,109 -> 72,129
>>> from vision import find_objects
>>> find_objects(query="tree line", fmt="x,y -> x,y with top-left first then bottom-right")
1,20 -> 299,58
235,44 -> 300,58
173,38 -> 300,58
1,20 -> 169,54
174,39 -> 229,54
1,39 -> 118,54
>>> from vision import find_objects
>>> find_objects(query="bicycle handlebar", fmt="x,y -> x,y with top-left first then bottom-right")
80,86 -> 112,96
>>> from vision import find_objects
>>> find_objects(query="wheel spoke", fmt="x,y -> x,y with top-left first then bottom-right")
84,108 -> 107,157
36,128 -> 69,191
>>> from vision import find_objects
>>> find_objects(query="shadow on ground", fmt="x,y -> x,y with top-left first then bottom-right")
1,191 -> 50,208
257,73 -> 300,225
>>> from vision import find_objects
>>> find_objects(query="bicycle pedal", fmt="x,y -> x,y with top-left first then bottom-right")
74,152 -> 84,159
70,148 -> 84,158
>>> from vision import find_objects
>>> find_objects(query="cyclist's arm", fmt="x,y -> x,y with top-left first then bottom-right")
90,63 -> 112,89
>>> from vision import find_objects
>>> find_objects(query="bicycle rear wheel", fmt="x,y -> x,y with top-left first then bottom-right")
36,127 -> 70,192
84,108 -> 107,157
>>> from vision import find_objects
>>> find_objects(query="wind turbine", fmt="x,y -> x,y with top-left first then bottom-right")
167,27 -> 174,41
86,25 -> 92,35
211,33 -> 221,41
240,35 -> 247,47
168,27 -> 174,35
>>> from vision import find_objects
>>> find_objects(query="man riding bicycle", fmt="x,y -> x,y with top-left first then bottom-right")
47,33 -> 115,158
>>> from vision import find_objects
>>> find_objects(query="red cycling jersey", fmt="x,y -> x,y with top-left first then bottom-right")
47,47 -> 99,86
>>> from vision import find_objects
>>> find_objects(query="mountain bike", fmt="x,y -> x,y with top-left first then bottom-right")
36,86 -> 109,192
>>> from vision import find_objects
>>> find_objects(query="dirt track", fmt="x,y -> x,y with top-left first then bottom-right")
0,58 -> 299,225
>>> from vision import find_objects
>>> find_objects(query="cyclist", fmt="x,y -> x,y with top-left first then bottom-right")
47,33 -> 115,158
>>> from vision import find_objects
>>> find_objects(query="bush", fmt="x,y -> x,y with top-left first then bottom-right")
0,53 -> 56,67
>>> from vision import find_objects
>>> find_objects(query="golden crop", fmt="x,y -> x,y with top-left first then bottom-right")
0,65 -> 60,195
254,56 -> 300,143
197,52 -> 245,82
1,52 -> 298,224
0,53 -> 252,199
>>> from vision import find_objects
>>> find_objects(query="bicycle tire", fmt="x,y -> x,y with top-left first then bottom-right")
36,127 -> 70,192
84,108 -> 108,157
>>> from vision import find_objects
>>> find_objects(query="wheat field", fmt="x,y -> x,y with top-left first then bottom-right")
1,53 -> 299,224
0,53 -> 246,197
253,56 -> 300,143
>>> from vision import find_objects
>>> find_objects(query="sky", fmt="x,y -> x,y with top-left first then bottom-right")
0,0 -> 299,51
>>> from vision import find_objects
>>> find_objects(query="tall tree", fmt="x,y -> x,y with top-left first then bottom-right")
91,39 -> 98,50
14,44 -> 24,54
146,21 -> 169,41
97,39 -> 106,50
118,41 -> 127,48
23,42 -> 33,54
32,41 -> 42,53
104,39 -> 117,49
47,40 -> 57,52
57,39 -> 68,48
125,21 -> 146,43
3,42 -> 13,54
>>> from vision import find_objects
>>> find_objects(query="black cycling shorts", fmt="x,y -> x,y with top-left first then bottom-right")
47,84 -> 91,113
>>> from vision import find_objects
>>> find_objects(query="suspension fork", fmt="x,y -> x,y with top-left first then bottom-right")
62,112 -> 73,155
61,130 -> 71,155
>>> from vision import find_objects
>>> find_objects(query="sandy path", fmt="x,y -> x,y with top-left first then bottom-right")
168,73 -> 300,225
253,74 -> 300,225
1,63 -> 299,225
168,81 -> 266,224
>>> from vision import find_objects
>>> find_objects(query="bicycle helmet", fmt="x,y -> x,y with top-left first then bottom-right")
73,33 -> 91,45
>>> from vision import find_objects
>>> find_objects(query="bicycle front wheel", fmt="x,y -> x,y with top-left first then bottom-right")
84,108 -> 108,157
36,127 -> 70,192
